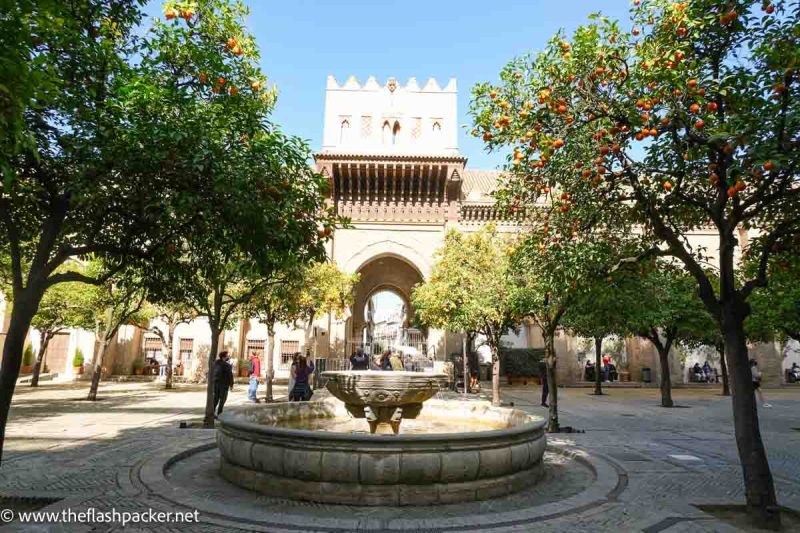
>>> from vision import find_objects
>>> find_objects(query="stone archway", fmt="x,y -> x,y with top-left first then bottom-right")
350,254 -> 424,344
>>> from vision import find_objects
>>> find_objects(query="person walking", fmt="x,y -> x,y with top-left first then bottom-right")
247,351 -> 261,403
539,360 -> 549,408
213,351 -> 234,416
750,359 -> 771,407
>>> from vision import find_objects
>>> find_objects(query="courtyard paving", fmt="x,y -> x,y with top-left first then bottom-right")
0,380 -> 798,532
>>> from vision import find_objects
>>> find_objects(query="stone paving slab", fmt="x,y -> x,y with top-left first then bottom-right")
0,382 -> 798,531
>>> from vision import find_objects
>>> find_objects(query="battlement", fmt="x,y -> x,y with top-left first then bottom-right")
321,75 -> 459,156
326,75 -> 457,93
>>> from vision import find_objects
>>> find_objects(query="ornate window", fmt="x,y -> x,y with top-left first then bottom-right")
339,119 -> 350,144
382,121 -> 391,144
392,121 -> 401,145
411,118 -> 422,139
361,116 -> 372,138
432,120 -> 442,133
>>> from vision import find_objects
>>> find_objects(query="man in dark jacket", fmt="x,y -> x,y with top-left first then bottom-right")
350,348 -> 369,370
213,351 -> 234,416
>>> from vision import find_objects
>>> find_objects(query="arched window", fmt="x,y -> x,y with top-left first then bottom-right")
432,121 -> 441,133
392,121 -> 401,145
339,119 -> 350,144
382,121 -> 391,145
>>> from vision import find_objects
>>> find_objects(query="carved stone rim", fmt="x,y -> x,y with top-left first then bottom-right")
216,399 -> 545,445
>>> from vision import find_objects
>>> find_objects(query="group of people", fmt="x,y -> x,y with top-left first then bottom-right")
144,358 -> 185,377
210,350 -> 316,417
349,348 -> 415,372
583,355 -> 618,382
691,361 -> 718,383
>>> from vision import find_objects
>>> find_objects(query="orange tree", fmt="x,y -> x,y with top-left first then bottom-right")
472,0 -> 798,526
510,220 -> 639,431
139,0 -> 336,427
615,260 -> 711,407
412,225 -> 519,407
746,248 -> 800,345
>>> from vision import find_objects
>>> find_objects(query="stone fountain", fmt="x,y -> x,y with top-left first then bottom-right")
322,370 -> 447,434
216,369 -> 547,505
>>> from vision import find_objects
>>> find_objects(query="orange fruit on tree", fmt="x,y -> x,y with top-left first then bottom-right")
727,186 -> 736,197
198,73 -> 208,83
227,38 -> 237,49
165,8 -> 177,20
763,161 -> 774,171
553,139 -> 565,148
694,119 -> 705,129
687,79 -> 698,88
228,86 -> 238,95
663,181 -> 672,190
710,173 -> 720,184
689,103 -> 700,113
251,80 -> 261,91
483,132 -> 493,141
707,102 -> 719,111
232,45 -> 243,55
217,77 -> 226,86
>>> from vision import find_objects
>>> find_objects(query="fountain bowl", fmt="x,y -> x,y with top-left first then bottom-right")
217,398 -> 546,506
321,370 -> 449,433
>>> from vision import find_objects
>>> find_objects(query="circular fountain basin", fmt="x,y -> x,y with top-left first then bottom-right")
217,398 -> 546,506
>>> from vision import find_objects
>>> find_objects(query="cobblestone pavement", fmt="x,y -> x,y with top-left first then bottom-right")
0,381 -> 798,532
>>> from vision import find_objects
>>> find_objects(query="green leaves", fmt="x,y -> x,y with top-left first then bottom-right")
412,225 -> 518,339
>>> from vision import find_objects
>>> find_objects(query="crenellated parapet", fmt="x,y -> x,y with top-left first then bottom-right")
326,75 -> 457,93
321,75 -> 459,156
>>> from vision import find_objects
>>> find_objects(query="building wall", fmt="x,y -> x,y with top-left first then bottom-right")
322,76 -> 458,156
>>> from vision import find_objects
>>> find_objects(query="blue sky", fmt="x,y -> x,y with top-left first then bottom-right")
145,1 -> 634,169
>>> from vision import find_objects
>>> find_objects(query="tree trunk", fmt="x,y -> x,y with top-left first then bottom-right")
203,323 -> 221,428
0,291 -> 41,465
593,336 -> 603,395
265,324 -> 275,402
462,333 -> 468,396
718,342 -> 730,396
30,332 -> 52,388
657,347 -> 674,408
491,343 -> 500,407
723,306 -> 780,529
164,323 -> 175,390
544,332 -> 559,432
87,337 -> 109,401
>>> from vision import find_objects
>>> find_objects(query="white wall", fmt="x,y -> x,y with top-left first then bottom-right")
321,76 -> 458,156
